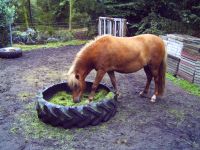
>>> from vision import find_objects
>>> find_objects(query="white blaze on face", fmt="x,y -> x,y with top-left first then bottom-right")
67,65 -> 79,89
67,73 -> 79,89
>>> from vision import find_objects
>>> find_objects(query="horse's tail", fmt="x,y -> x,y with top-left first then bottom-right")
158,47 -> 167,96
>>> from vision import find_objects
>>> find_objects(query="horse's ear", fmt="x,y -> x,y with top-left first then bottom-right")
75,74 -> 80,80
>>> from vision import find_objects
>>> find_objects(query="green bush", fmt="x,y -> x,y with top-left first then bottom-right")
54,30 -> 75,41
131,12 -> 196,36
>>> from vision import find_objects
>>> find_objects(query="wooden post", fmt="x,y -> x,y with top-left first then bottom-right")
108,21 -> 110,34
119,19 -> 121,36
98,18 -> 101,35
123,19 -> 127,36
104,18 -> 106,35
114,20 -> 117,36
120,19 -> 124,37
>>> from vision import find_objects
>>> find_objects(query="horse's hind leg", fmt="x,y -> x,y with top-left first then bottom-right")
150,66 -> 160,102
140,65 -> 152,98
89,69 -> 106,101
108,71 -> 119,96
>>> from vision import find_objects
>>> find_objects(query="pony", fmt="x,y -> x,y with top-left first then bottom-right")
67,34 -> 167,103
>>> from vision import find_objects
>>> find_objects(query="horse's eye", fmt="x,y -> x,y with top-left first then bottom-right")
75,74 -> 80,80
74,84 -> 80,90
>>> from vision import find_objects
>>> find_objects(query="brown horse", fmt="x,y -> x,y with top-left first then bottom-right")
67,34 -> 167,103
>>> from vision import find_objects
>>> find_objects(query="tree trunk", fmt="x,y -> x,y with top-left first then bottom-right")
0,26 -> 9,48
69,0 -> 74,31
23,5 -> 29,29
27,0 -> 33,27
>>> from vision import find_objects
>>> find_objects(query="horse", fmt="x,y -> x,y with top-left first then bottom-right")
67,34 -> 167,103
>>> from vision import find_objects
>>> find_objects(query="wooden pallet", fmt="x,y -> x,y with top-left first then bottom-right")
178,51 -> 197,82
194,60 -> 200,85
167,54 -> 180,76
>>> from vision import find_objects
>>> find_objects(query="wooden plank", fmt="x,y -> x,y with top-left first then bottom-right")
98,18 -> 101,35
168,54 -> 181,61
103,18 -> 106,35
178,72 -> 193,82
179,65 -> 195,75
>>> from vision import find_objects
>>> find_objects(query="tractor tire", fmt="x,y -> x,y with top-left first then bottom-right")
36,82 -> 117,129
0,47 -> 22,59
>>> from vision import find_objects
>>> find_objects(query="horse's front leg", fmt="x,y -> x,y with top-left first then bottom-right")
108,71 -> 119,96
89,70 -> 106,101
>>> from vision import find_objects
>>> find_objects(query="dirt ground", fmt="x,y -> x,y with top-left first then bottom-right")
0,45 -> 200,150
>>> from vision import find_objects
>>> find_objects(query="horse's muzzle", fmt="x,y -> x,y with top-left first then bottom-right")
73,97 -> 81,103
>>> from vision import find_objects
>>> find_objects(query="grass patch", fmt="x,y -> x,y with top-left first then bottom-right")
18,92 -> 35,101
49,90 -> 114,106
166,73 -> 200,97
13,40 -> 88,51
168,109 -> 185,127
168,109 -> 185,123
11,103 -> 73,143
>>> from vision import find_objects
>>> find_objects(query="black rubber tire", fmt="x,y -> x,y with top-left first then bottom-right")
0,47 -> 22,59
36,82 -> 117,129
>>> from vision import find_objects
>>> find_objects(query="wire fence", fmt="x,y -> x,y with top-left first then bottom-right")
12,20 -> 97,31
1,19 -> 198,47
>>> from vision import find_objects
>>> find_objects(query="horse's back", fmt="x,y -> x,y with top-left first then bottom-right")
81,34 -> 166,72
109,34 -> 165,60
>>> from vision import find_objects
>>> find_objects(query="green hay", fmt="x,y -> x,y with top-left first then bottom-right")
49,90 -> 114,106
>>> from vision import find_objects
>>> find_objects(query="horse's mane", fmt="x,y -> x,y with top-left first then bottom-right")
67,35 -> 110,89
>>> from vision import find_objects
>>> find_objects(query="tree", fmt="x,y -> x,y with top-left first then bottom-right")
14,0 -> 30,29
73,0 -> 105,36
103,0 -> 200,36
0,0 -> 15,27
69,0 -> 74,30
27,0 -> 33,27
0,0 -> 15,47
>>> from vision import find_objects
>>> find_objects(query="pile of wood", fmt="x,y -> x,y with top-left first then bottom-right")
161,34 -> 200,85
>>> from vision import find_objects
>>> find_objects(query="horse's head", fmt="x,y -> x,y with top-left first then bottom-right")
67,72 -> 86,103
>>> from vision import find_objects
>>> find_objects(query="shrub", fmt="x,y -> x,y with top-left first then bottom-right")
12,28 -> 37,44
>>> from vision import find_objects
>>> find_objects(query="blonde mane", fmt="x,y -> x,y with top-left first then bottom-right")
67,35 -> 110,89
77,34 -> 110,58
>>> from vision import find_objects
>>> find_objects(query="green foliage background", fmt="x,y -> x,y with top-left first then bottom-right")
104,0 -> 200,36
0,0 -> 15,27
1,0 -> 200,37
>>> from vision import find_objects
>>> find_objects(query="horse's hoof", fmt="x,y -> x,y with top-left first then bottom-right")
139,91 -> 144,96
88,96 -> 94,102
139,91 -> 149,98
115,91 -> 120,97
150,95 -> 156,103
